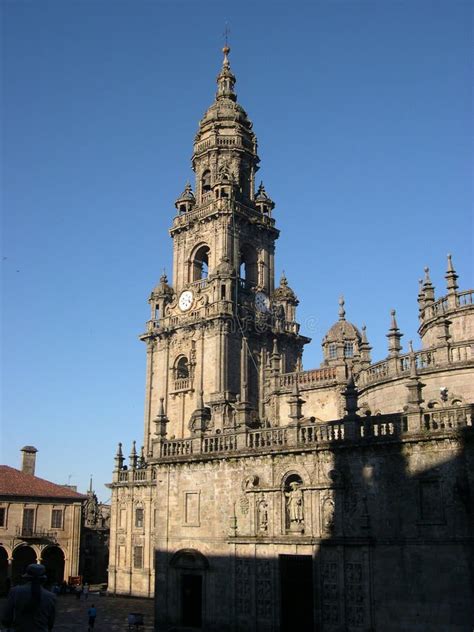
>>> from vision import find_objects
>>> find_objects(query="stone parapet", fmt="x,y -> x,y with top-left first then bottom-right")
109,405 -> 472,475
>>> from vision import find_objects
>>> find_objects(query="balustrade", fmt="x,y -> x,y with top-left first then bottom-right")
246,428 -> 287,448
279,367 -> 337,389
423,405 -> 473,432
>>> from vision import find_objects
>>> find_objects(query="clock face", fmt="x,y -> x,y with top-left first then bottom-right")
255,291 -> 270,313
178,290 -> 194,312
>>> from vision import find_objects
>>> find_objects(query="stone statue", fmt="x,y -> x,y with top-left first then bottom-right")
257,498 -> 268,532
285,482 -> 304,529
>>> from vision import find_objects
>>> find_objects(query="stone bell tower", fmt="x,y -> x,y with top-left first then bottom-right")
140,47 -> 309,454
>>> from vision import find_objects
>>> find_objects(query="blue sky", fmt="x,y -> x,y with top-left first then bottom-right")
2,0 -> 472,500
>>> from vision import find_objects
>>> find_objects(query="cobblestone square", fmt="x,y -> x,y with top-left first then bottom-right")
1,593 -> 155,631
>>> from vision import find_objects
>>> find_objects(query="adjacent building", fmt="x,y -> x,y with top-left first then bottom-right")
108,47 -> 474,631
0,446 -> 85,592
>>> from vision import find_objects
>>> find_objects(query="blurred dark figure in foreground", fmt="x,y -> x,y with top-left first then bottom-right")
1,563 -> 56,631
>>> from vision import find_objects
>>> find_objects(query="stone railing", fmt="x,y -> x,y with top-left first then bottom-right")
279,367 -> 337,390
359,342 -> 471,388
111,406 -> 472,479
423,405 -> 473,432
171,198 -> 272,233
420,289 -> 473,321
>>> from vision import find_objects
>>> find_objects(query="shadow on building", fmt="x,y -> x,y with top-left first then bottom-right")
148,405 -> 473,631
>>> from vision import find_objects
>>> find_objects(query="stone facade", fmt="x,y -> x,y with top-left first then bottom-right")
108,48 -> 474,630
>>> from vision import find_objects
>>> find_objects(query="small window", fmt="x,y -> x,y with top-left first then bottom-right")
221,284 -> 226,300
0,508 -> 6,527
344,342 -> 354,358
328,343 -> 337,359
133,545 -> 144,569
135,508 -> 144,528
51,509 -> 63,529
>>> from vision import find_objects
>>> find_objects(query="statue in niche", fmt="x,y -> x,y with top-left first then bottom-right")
322,497 -> 335,536
257,497 -> 268,533
285,481 -> 304,531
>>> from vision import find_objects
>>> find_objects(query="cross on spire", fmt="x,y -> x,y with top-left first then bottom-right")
223,22 -> 231,48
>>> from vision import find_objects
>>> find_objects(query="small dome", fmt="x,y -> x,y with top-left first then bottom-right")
323,297 -> 361,343
152,273 -> 173,298
273,273 -> 298,303
324,319 -> 362,343
175,183 -> 195,208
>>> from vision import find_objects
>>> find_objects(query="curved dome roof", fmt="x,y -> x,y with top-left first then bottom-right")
323,297 -> 361,343
273,273 -> 297,303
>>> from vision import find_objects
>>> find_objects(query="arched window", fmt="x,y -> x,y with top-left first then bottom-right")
201,170 -> 211,194
176,357 -> 189,379
192,245 -> 210,281
239,244 -> 257,286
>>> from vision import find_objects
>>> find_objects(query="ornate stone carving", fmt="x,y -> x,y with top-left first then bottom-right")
256,559 -> 272,619
345,561 -> 366,626
236,559 -> 251,616
321,560 -> 340,625
321,494 -> 335,536
285,480 -> 304,532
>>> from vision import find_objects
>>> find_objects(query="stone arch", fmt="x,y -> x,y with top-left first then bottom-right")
190,243 -> 210,281
170,549 -> 208,628
174,355 -> 190,380
239,243 -> 258,286
0,547 -> 9,595
169,548 -> 209,570
41,545 -> 65,584
12,544 -> 37,585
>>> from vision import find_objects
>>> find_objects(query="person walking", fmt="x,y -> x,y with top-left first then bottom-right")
1,563 -> 56,631
82,582 -> 89,600
87,604 -> 97,631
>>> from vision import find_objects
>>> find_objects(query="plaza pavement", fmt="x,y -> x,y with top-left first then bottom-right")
0,592 -> 155,631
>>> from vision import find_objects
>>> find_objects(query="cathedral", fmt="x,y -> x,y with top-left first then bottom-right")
108,47 -> 473,631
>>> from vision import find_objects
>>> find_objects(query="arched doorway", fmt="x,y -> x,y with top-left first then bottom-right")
0,547 -> 9,595
170,549 -> 209,628
12,546 -> 36,585
42,546 -> 65,584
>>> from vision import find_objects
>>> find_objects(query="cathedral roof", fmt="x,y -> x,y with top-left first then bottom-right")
323,297 -> 361,343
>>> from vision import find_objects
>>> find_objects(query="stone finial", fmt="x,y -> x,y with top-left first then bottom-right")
154,397 -> 169,438
129,441 -> 138,469
359,324 -> 372,365
387,309 -> 403,358
445,254 -> 459,294
417,278 -> 425,313
216,45 -> 236,101
271,338 -> 280,374
114,442 -> 124,471
338,296 -> 346,320
408,340 -> 417,377
342,374 -> 359,419
287,378 -> 305,422
422,267 -> 435,304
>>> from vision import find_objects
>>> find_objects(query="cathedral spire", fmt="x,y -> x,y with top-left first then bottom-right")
216,45 -> 236,101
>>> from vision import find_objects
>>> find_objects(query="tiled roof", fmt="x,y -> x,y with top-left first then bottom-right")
0,466 -> 87,500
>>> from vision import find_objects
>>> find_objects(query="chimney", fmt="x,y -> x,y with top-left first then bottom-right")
21,446 -> 38,476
